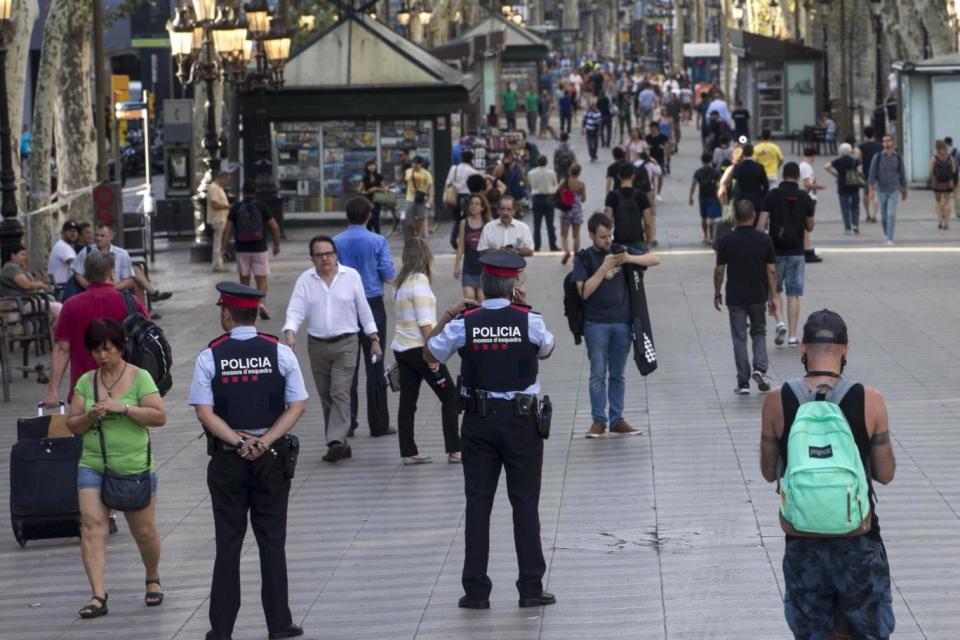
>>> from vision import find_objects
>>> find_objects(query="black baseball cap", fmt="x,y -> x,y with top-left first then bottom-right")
62,220 -> 80,232
802,309 -> 848,345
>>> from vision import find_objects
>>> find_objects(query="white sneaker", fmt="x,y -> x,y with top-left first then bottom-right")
752,370 -> 771,392
774,323 -> 787,346
734,385 -> 750,395
787,337 -> 800,348
656,194 -> 664,202
885,239 -> 894,246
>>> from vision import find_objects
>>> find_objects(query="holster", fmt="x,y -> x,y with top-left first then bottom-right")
537,395 -> 552,440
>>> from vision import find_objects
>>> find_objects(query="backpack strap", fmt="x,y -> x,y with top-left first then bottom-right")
786,377 -> 853,406
121,289 -> 139,316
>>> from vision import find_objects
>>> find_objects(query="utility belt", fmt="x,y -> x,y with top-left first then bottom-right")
205,431 -> 300,479
459,380 -> 552,439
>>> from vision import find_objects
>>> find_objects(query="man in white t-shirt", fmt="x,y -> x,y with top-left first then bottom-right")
799,147 -> 826,263
47,220 -> 79,287
477,196 -> 534,256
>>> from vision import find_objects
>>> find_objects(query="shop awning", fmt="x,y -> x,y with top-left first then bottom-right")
729,30 -> 822,62
457,13 -> 550,63
893,53 -> 960,74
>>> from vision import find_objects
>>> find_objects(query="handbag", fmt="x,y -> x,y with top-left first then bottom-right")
845,166 -> 866,189
443,166 -> 460,208
412,171 -> 428,204
93,372 -> 152,512
384,362 -> 400,393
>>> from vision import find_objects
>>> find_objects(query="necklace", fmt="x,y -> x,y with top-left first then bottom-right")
99,362 -> 128,399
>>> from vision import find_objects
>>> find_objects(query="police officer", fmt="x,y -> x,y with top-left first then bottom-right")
425,252 -> 556,609
189,282 -> 308,640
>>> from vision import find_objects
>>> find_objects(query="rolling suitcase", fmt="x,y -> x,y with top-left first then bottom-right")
10,405 -> 82,548
17,402 -> 69,440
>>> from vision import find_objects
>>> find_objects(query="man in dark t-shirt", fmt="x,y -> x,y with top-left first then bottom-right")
760,163 -> 815,349
858,126 -> 883,223
645,121 -> 668,166
603,163 -> 652,250
730,144 -> 769,219
223,179 -> 283,319
715,199 -> 777,394
605,146 -> 629,193
731,102 -> 750,140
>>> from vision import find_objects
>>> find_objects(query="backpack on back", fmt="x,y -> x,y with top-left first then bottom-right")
633,161 -> 652,194
235,199 -> 265,243
696,167 -> 720,200
612,189 -> 646,245
122,291 -> 173,397
769,190 -> 807,249
934,156 -> 954,183
779,379 -> 871,537
554,146 -> 574,175
557,179 -> 576,212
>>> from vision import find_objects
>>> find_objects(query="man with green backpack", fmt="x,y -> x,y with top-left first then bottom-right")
759,310 -> 897,639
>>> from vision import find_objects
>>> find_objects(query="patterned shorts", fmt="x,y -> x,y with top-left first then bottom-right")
783,536 -> 895,640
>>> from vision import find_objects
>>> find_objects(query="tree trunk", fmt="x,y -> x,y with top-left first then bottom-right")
671,3 -> 684,72
28,0 -> 67,210
54,0 -> 96,216
563,0 -> 578,30
914,0 -> 955,55
6,0 -> 37,213
890,0 -> 924,60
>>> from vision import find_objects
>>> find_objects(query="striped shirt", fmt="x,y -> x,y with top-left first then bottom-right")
583,109 -> 602,132
391,272 -> 436,352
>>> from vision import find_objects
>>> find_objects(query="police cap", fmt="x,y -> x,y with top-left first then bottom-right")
479,251 -> 526,278
216,281 -> 265,309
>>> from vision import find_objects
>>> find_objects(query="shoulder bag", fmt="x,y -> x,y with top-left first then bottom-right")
443,166 -> 460,209
94,372 -> 152,511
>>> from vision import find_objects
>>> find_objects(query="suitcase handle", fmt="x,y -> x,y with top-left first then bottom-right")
36,402 -> 65,417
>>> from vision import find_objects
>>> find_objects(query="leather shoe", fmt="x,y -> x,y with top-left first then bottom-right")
205,632 -> 231,640
371,427 -> 397,437
268,625 -> 304,639
518,591 -> 556,607
458,595 -> 490,609
322,442 -> 352,463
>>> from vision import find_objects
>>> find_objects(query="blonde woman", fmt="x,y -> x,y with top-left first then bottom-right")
717,145 -> 745,205
392,238 -> 463,464
454,194 -> 492,302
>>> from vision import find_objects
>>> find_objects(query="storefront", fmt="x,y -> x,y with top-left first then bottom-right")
239,13 -> 476,219
730,30 -> 823,138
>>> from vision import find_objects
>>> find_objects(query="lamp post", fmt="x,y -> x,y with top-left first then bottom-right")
0,0 -> 21,262
869,0 -> 883,107
168,0 -> 290,262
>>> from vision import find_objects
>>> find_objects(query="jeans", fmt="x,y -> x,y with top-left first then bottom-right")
586,131 -> 599,161
728,304 -> 768,386
350,296 -> 391,435
531,194 -> 558,251
775,255 -> 805,297
505,110 -> 517,131
560,112 -> 572,134
601,118 -> 613,147
584,322 -> 632,425
526,111 -> 537,134
837,191 -> 860,231
394,347 -> 461,457
877,190 -> 898,240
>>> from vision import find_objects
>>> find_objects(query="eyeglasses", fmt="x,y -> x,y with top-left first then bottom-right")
311,251 -> 336,259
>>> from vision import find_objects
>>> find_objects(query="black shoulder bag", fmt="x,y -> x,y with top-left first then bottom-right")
94,372 -> 152,511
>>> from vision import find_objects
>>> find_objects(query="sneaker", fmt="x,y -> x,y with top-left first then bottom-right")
734,385 -> 750,395
774,323 -> 787,346
853,225 -> 860,234
844,229 -> 853,236
787,337 -> 800,348
885,239 -> 894,246
751,370 -> 771,392
655,194 -> 664,202
585,421 -> 606,438
610,420 -> 642,436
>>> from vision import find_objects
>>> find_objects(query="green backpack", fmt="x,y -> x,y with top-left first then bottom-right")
779,379 -> 871,536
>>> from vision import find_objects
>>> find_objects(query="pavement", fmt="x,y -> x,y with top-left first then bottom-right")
1,119 -> 960,639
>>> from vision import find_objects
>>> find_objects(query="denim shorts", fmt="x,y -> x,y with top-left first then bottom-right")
78,466 -> 158,495
699,201 -> 722,219
776,255 -> 805,297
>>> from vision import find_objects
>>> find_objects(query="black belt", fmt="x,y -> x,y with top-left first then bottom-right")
309,332 -> 357,344
461,389 -> 538,417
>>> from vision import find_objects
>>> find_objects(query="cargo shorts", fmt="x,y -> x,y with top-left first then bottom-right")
783,535 -> 895,640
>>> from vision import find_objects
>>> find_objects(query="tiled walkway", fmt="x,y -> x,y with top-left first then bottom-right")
1,123 -> 958,639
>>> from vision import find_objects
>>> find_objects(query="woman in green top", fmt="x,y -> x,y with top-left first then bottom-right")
66,318 -> 167,619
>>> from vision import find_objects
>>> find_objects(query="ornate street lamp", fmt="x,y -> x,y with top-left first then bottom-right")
0,0 -> 21,261
167,0 -> 290,262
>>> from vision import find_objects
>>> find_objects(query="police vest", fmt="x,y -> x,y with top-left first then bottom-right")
210,333 -> 286,432
457,305 -> 539,392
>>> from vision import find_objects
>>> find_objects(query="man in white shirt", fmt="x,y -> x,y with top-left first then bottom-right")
445,149 -> 482,249
477,196 -> 534,256
799,147 -> 826,263
282,235 -> 382,463
526,155 -> 559,252
48,220 -> 79,287
73,223 -> 172,305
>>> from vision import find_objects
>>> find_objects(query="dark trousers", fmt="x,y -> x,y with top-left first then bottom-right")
531,194 -> 558,251
560,113 -> 572,134
461,403 -> 545,599
207,449 -> 292,637
366,203 -> 382,235
526,111 -> 537,134
586,131 -> 599,161
394,347 -> 461,457
505,110 -> 517,131
350,296 -> 390,435
728,303 -> 768,386
601,118 -> 613,147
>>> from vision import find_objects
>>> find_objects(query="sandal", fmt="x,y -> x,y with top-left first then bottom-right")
79,594 -> 108,619
145,579 -> 164,607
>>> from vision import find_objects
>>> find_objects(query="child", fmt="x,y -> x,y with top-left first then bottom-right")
689,152 -> 722,244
